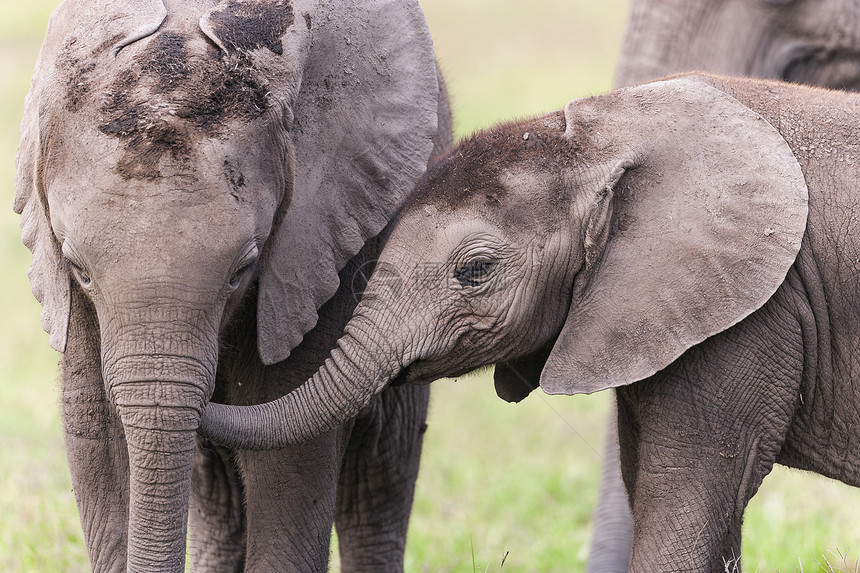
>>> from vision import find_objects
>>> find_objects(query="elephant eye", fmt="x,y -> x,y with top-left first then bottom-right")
228,262 -> 254,290
454,258 -> 496,287
70,263 -> 93,290
229,244 -> 259,291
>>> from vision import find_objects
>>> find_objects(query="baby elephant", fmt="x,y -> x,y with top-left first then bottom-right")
201,73 -> 860,571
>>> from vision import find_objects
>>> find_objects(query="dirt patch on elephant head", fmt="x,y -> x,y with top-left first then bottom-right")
205,0 -> 295,55
97,31 -> 272,179
57,33 -> 124,112
99,105 -> 192,179
139,31 -> 192,94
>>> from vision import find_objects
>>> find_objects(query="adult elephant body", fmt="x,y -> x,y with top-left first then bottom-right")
15,0 -> 450,571
616,0 -> 860,90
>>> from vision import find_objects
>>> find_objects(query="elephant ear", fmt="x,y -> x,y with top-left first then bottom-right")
540,76 -> 809,395
493,344 -> 553,403
14,79 -> 69,352
13,0 -> 168,352
252,0 -> 439,365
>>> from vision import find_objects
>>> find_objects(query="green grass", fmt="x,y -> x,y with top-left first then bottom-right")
404,380 -> 610,572
1,1 -> 859,571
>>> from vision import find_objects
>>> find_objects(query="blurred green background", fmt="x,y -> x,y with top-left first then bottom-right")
1,1 -> 858,571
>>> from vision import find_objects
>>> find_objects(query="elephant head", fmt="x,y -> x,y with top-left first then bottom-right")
198,75 -> 808,448
15,0 -> 440,570
616,0 -> 860,90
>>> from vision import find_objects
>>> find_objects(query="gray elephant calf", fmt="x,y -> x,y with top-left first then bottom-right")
202,73 -> 860,571
594,2 -> 860,569
15,0 -> 449,571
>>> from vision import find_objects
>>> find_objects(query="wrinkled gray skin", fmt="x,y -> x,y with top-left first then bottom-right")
199,74 -> 860,572
15,0 -> 450,571
587,2 -> 860,569
616,0 -> 860,90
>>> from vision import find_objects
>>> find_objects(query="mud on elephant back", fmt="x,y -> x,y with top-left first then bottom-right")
201,73 -> 860,572
14,0 -> 451,571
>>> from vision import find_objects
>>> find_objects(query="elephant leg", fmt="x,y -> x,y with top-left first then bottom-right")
615,301 -> 803,573
586,401 -> 633,573
237,430 -> 348,573
60,293 -> 129,573
335,383 -> 431,573
616,385 -> 763,573
617,403 -> 765,572
189,437 -> 246,572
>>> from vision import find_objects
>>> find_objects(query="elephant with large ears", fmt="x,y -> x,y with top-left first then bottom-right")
588,2 -> 860,569
200,73 -> 860,571
15,0 -> 450,571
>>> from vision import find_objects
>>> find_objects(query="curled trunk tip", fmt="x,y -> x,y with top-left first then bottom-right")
200,333 -> 399,449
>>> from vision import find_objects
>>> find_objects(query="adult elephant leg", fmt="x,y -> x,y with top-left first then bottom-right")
336,382 -> 431,572
189,437 -> 246,572
616,293 -> 804,572
586,402 -> 633,573
60,290 -> 129,573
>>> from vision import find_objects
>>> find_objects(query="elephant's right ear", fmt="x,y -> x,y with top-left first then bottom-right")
14,87 -> 71,353
13,5 -> 76,353
494,344 -> 553,403
540,76 -> 809,395
249,0 -> 440,365
14,0 -> 170,353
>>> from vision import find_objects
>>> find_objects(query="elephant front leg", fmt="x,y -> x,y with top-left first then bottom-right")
616,385 -> 767,572
335,383 -> 431,573
615,315 -> 802,572
60,297 -> 129,572
237,431 -> 348,572
189,437 -> 246,572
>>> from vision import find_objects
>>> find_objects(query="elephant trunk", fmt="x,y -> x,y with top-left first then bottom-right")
613,0 -> 692,88
201,320 -> 400,450
108,356 -> 210,573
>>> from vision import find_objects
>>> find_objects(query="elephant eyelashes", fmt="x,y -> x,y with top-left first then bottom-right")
228,264 -> 254,290
70,264 -> 93,290
454,258 -> 496,287
228,245 -> 259,291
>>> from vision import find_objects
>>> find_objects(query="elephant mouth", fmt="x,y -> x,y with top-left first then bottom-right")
400,357 -> 488,386
399,360 -> 435,385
